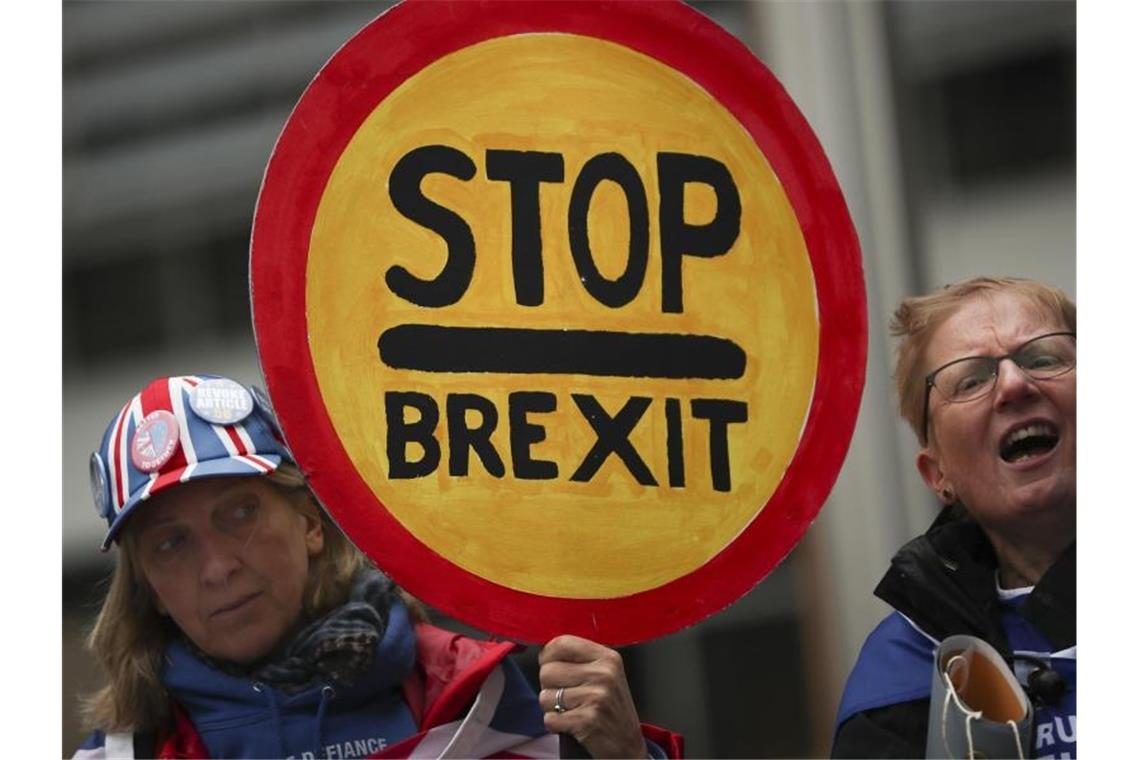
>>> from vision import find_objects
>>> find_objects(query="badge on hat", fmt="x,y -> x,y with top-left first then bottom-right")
190,378 -> 254,425
131,410 -> 181,472
90,451 -> 110,518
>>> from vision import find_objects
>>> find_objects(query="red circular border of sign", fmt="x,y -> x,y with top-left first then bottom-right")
252,0 -> 866,645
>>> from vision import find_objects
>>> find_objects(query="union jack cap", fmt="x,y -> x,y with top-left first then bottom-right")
92,374 -> 292,551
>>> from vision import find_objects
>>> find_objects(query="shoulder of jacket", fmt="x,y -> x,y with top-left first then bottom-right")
413,624 -> 523,730
835,612 -> 937,729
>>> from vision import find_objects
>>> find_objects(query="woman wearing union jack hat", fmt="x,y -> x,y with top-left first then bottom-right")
74,374 -> 681,760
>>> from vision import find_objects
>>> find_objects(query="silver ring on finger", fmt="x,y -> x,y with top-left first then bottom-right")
554,686 -> 567,714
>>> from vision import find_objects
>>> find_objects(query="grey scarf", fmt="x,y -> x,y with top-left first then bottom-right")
196,569 -> 398,694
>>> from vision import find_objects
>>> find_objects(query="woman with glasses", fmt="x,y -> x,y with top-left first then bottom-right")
831,277 -> 1076,758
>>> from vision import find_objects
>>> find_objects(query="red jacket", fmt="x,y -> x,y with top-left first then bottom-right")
153,623 -> 683,759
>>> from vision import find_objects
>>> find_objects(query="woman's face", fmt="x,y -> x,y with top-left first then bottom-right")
131,477 -> 324,664
917,291 -> 1076,537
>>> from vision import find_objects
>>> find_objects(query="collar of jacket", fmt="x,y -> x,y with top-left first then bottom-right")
161,595 -> 417,727
874,504 -> 1075,652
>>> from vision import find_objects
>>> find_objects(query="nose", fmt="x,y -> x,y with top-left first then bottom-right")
992,356 -> 1040,410
198,534 -> 242,586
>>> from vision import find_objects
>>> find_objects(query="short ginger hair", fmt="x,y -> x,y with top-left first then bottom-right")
890,276 -> 1075,443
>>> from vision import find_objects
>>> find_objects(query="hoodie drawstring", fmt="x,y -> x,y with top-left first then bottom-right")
314,685 -> 336,758
253,682 -> 286,759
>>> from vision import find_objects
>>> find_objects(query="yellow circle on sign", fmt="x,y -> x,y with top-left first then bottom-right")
307,34 -> 818,599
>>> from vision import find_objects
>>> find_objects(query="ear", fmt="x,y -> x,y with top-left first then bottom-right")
916,446 -> 956,505
302,511 -> 324,557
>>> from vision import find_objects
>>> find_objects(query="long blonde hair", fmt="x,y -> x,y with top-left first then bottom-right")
79,464 -> 421,735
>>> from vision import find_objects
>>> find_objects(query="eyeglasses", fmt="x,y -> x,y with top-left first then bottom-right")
921,331 -> 1075,443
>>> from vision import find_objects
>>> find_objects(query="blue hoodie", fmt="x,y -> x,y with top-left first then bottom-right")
163,597 -> 421,759
75,597 -> 678,759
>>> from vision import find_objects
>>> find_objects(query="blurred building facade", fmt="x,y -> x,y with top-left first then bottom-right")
62,1 -> 1074,755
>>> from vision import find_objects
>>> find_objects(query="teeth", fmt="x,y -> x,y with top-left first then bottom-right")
999,422 -> 1059,462
1004,423 -> 1055,447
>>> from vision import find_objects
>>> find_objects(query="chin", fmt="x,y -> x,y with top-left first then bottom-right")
1004,480 -> 1076,530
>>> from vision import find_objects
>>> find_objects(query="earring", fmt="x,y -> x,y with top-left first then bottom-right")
940,488 -> 956,504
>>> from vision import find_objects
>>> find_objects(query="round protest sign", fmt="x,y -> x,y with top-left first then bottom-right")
251,0 -> 865,644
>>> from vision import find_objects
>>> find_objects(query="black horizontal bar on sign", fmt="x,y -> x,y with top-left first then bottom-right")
378,324 -> 746,380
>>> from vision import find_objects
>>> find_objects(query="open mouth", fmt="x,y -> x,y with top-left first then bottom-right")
999,422 -> 1059,463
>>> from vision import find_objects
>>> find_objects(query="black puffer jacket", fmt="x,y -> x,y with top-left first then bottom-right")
831,505 -> 1075,758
